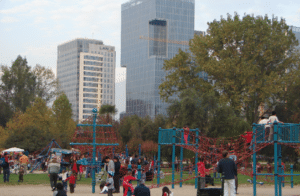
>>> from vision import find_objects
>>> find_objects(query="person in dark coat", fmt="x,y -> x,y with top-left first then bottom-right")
113,156 -> 121,193
217,150 -> 237,196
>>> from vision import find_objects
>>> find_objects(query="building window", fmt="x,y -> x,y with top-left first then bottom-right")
83,99 -> 98,103
84,77 -> 99,82
83,88 -> 98,93
84,55 -> 103,61
83,93 -> 98,98
149,19 -> 167,57
83,104 -> 97,108
84,61 -> 103,66
84,83 -> 98,87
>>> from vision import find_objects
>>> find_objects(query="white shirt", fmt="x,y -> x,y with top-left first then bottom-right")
59,172 -> 68,181
258,119 -> 270,128
269,116 -> 279,124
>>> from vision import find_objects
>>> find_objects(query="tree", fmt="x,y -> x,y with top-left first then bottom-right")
99,104 -> 118,123
160,14 -> 300,123
52,93 -> 76,148
33,64 -> 60,103
0,55 -> 36,112
167,89 -> 250,137
0,98 -> 13,127
5,126 -> 53,153
5,98 -> 54,152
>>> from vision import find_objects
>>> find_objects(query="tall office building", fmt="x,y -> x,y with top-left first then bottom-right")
290,26 -> 300,49
57,38 -> 116,121
121,0 -> 195,118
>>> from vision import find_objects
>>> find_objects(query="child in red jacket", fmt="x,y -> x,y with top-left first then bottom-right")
122,169 -> 136,196
65,172 -> 76,193
183,126 -> 190,144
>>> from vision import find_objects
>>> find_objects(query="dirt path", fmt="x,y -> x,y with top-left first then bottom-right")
0,184 -> 299,196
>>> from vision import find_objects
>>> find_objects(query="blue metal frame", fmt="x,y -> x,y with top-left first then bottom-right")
69,108 -> 119,193
252,121 -> 300,196
157,127 -> 199,189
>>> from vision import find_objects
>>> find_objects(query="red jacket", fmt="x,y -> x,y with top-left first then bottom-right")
184,127 -> 190,135
123,175 -> 136,184
197,162 -> 210,177
65,175 -> 76,184
242,131 -> 253,143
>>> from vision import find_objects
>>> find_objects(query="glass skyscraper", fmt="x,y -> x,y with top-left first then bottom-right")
57,38 -> 116,121
121,0 -> 195,118
290,26 -> 300,49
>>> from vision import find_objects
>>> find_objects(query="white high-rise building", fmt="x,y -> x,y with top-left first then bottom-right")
57,38 -> 116,121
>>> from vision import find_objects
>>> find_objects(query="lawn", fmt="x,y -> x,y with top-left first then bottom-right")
1,170 -> 299,187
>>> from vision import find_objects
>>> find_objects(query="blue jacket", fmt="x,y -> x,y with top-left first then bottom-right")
217,158 -> 237,179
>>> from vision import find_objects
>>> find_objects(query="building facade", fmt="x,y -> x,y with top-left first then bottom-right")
290,26 -> 300,49
57,38 -> 116,121
121,0 -> 195,118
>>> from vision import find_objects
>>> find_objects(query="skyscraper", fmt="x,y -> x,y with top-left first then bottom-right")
121,0 -> 195,118
290,26 -> 300,49
57,38 -> 116,121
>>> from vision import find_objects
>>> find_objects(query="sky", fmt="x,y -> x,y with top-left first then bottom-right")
0,0 -> 300,118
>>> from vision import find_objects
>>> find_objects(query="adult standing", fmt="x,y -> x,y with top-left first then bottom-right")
217,150 -> 237,196
2,153 -> 10,182
113,156 -> 120,193
133,179 -> 151,196
19,153 -> 29,175
106,156 -> 115,173
268,111 -> 284,141
0,154 -> 2,175
48,158 -> 61,191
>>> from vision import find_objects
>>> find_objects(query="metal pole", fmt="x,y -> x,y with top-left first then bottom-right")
180,130 -> 184,188
195,129 -> 199,189
137,165 -> 141,186
172,127 -> 176,189
157,128 -> 162,187
274,121 -> 278,196
291,165 -> 294,188
92,108 -> 97,193
252,123 -> 257,196
126,145 -> 128,158
278,144 -> 282,195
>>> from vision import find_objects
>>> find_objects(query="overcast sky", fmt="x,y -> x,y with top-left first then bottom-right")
1,0 -> 300,118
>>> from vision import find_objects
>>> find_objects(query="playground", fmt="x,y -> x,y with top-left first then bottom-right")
2,109 -> 300,196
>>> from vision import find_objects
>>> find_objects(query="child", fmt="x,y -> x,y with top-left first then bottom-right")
53,183 -> 67,196
162,186 -> 173,196
106,171 -> 114,196
100,182 -> 109,194
65,172 -> 76,193
59,169 -> 68,192
18,166 -> 25,182
183,125 -> 190,144
123,168 -> 136,196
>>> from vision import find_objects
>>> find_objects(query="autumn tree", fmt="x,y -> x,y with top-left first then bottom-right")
160,14 -> 300,123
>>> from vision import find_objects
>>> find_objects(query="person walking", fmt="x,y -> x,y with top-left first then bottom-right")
133,179 -> 150,196
48,158 -> 61,191
113,156 -> 120,193
217,150 -> 237,196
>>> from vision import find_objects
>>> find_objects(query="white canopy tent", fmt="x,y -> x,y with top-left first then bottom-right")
2,147 -> 24,153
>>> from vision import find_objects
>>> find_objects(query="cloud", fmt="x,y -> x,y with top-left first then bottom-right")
0,16 -> 19,23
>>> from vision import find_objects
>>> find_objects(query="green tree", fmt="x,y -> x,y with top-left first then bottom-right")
0,98 -> 13,127
160,14 -> 300,123
99,104 -> 118,123
52,93 -> 76,148
0,56 -> 36,112
5,126 -> 53,153
33,64 -> 60,103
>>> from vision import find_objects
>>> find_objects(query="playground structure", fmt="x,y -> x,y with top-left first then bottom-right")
30,139 -> 62,173
70,108 -> 119,193
252,121 -> 300,196
157,127 -> 200,189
